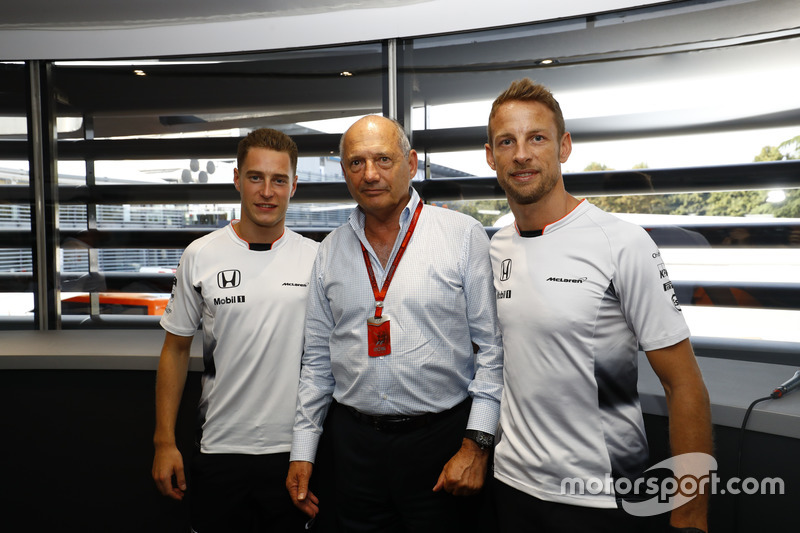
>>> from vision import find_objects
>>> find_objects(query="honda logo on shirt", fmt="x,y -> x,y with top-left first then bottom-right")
500,259 -> 512,281
217,270 -> 241,289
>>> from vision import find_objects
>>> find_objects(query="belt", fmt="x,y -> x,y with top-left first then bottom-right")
343,397 -> 470,433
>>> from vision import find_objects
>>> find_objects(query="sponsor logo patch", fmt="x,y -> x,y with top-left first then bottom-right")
547,276 -> 588,284
500,259 -> 512,281
217,270 -> 241,289
213,295 -> 246,305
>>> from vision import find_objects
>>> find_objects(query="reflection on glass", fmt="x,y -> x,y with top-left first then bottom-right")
0,160 -> 30,186
60,293 -> 169,316
53,42 -> 384,142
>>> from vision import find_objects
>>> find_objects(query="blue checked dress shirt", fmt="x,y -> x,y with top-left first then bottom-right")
291,188 -> 504,462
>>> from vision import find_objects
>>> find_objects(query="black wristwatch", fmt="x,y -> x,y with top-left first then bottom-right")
670,527 -> 706,533
465,429 -> 494,450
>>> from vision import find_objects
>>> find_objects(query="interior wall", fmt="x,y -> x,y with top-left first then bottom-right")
0,368 -> 797,531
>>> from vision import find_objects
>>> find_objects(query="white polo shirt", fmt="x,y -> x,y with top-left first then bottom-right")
490,200 -> 690,508
161,224 -> 319,455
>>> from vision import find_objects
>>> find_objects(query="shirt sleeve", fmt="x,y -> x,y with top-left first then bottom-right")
461,221 -> 504,435
614,226 -> 691,352
160,243 -> 202,337
291,245 -> 336,463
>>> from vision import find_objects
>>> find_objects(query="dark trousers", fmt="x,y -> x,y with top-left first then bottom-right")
325,399 -> 485,533
493,478 -> 665,533
189,451 -> 307,533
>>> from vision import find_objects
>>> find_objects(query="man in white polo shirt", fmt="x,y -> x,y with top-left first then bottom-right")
152,128 -> 318,532
485,79 -> 713,533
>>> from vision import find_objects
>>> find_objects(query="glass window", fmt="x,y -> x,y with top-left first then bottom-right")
44,43 -> 385,326
0,63 -> 33,328
404,12 -> 800,346
6,2 -> 800,341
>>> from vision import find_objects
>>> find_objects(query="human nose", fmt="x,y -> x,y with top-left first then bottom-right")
259,181 -> 274,198
363,160 -> 381,182
513,143 -> 532,164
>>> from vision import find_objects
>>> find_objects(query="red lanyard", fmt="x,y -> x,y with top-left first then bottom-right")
360,201 -> 423,319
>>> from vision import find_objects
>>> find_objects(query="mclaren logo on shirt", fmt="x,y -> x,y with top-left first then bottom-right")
547,276 -> 588,284
217,270 -> 241,289
499,259 -> 512,281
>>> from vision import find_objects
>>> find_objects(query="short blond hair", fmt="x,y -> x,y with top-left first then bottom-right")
487,78 -> 566,143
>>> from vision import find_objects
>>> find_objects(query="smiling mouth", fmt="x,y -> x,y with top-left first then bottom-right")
510,169 -> 538,179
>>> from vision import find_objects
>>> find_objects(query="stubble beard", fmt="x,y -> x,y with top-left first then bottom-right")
500,170 -> 558,206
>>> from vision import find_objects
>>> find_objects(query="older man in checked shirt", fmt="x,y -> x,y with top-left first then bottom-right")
286,115 -> 503,532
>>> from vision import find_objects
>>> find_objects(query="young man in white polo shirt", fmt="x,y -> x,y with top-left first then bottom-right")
153,128 -> 319,532
485,79 -> 713,533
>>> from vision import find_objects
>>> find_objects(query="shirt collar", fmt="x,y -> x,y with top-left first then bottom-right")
348,187 -> 419,232
228,221 -> 285,251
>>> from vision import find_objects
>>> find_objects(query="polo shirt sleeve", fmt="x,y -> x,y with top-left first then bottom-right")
160,242 -> 203,337
612,226 -> 691,352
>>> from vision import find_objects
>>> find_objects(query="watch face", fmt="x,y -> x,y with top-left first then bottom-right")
466,430 -> 494,449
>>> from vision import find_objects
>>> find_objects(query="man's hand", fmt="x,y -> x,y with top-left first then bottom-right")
432,438 -> 490,496
152,444 -> 187,500
286,461 -> 319,518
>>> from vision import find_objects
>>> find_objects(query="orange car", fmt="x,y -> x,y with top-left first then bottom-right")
61,292 -> 170,316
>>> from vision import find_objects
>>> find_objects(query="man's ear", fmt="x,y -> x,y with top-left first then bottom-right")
485,143 -> 496,171
559,132 -> 572,164
408,149 -> 419,177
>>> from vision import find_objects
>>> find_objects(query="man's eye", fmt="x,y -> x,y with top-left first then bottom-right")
533,135 -> 544,142
500,139 -> 513,146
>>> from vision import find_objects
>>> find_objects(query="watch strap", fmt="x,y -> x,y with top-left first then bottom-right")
464,429 -> 494,450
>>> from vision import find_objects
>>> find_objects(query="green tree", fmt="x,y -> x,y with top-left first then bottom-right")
778,135 -> 800,159
442,199 -> 510,227
447,133 -> 800,222
584,162 -> 611,171
581,133 -> 800,218
579,162 -> 671,214
749,134 -> 800,218
754,145 -> 783,162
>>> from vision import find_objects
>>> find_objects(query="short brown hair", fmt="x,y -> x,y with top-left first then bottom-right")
487,78 -> 566,143
237,128 -> 298,174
